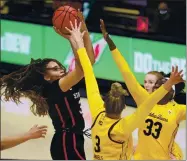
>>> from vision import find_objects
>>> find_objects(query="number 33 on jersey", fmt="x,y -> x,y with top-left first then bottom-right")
137,102 -> 186,158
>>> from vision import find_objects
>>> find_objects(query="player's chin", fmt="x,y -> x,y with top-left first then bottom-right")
59,73 -> 66,78
146,89 -> 152,93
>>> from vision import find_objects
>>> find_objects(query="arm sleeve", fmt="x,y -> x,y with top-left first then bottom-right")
121,85 -> 168,133
111,48 -> 149,106
77,48 -> 104,118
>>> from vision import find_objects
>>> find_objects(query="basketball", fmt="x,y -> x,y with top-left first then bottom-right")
52,5 -> 81,35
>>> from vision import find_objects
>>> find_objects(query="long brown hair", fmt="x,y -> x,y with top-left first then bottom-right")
104,82 -> 129,115
0,58 -> 66,117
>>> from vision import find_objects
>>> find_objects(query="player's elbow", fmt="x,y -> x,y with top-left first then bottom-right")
91,58 -> 96,65
0,144 -> 6,151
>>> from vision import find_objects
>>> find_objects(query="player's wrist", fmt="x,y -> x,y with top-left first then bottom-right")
167,78 -> 175,86
81,23 -> 88,31
104,34 -> 116,51
163,79 -> 173,91
77,42 -> 84,49
22,133 -> 31,141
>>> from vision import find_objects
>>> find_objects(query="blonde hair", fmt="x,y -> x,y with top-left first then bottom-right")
147,71 -> 164,80
104,82 -> 129,115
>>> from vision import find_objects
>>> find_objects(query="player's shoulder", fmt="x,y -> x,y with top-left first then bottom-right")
71,83 -> 80,92
116,114 -> 134,130
56,78 -> 80,93
169,101 -> 185,108
70,78 -> 82,92
43,79 -> 61,95
45,79 -> 79,96
168,101 -> 185,113
109,119 -> 129,140
174,102 -> 186,111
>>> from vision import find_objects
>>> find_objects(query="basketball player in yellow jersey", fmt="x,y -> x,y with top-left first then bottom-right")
65,20 -> 184,160
99,19 -> 186,159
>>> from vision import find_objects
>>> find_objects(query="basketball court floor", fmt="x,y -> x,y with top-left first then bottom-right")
1,97 -> 186,160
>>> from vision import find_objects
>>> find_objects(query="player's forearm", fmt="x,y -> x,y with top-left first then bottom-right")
105,34 -> 116,51
69,40 -> 82,69
74,62 -> 84,79
77,47 -> 104,116
111,48 -> 149,106
163,79 -> 175,92
139,85 -> 168,112
77,48 -> 100,100
127,85 -> 169,132
81,19 -> 95,65
77,48 -> 98,90
83,31 -> 95,65
106,33 -> 149,105
1,134 -> 30,151
133,86 -> 168,126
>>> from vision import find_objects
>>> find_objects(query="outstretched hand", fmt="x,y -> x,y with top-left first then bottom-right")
169,66 -> 184,85
100,19 -> 109,41
25,124 -> 48,140
100,19 -> 116,50
65,19 -> 86,50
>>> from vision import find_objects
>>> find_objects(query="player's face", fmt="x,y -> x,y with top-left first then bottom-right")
44,61 -> 65,82
144,74 -> 158,93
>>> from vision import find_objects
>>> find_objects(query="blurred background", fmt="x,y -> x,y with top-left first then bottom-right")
0,0 -> 186,159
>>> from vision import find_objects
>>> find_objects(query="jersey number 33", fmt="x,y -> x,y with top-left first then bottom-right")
143,118 -> 163,139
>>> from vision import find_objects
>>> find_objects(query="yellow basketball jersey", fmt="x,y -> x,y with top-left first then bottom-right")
134,101 -> 186,160
110,48 -> 185,160
77,48 -> 172,160
91,111 -> 133,160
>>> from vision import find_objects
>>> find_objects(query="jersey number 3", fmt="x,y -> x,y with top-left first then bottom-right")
143,118 -> 162,139
94,135 -> 101,152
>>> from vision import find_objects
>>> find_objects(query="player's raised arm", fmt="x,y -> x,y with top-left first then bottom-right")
65,21 -> 104,118
53,23 -> 84,92
78,9 -> 95,65
52,9 -> 95,92
122,66 -> 184,133
100,19 -> 149,106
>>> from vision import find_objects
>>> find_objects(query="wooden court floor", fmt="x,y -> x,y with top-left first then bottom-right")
1,98 -> 186,160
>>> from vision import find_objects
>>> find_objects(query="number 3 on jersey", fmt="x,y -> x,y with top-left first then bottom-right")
94,135 -> 101,152
143,118 -> 162,139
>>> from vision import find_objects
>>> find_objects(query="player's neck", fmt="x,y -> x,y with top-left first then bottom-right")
106,113 -> 120,120
157,99 -> 170,105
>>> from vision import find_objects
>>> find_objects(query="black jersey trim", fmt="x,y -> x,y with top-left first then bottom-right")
108,119 -> 125,144
91,111 -> 106,129
83,111 -> 105,138
168,124 -> 180,155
